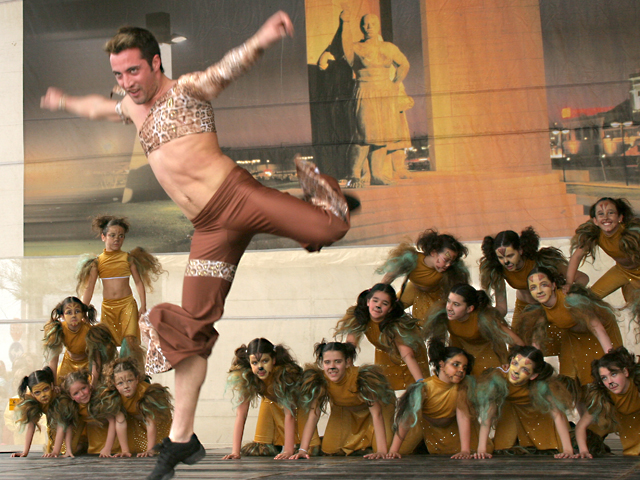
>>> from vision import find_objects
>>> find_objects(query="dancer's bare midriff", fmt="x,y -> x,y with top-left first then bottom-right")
143,132 -> 236,221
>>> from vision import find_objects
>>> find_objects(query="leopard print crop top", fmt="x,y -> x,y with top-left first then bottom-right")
137,85 -> 216,156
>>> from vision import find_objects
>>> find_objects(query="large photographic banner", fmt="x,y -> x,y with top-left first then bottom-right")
24,0 -> 640,255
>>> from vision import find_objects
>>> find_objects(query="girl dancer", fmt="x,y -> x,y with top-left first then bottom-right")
64,370 -> 120,457
475,346 -> 575,458
576,347 -> 640,456
519,267 -> 623,389
567,198 -> 640,300
43,296 -> 116,386
377,229 -> 469,324
11,367 -> 74,457
387,339 -> 482,458
480,227 -> 589,354
335,284 -> 429,390
77,215 -> 164,345
106,358 -> 172,457
423,284 -> 523,376
292,341 -> 395,459
223,338 -> 319,459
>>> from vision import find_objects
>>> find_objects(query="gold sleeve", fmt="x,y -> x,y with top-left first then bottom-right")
177,36 -> 264,100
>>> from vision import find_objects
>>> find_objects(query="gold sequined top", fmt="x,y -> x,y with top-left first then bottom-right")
326,366 -> 363,408
131,37 -> 263,156
542,291 -> 577,330
121,381 -> 150,416
62,321 -> 90,357
408,253 -> 443,291
609,384 -> 640,455
598,225 -> 624,259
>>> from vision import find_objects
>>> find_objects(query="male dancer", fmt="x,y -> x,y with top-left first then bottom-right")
41,11 -> 350,480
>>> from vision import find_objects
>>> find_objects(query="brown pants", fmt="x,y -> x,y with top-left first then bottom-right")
149,166 -> 349,366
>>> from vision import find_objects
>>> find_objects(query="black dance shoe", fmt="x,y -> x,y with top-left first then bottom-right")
146,434 -> 206,480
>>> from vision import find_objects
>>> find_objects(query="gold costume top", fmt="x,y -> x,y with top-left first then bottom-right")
448,311 -> 503,376
408,253 -> 443,291
124,38 -> 263,156
503,258 -> 536,290
542,291 -> 578,329
598,226 -> 624,260
609,385 -> 640,455
364,321 -> 430,390
541,290 -> 622,384
62,321 -> 90,357
327,366 -> 363,408
421,375 -> 459,419
76,402 -> 120,455
121,382 -> 149,416
98,249 -> 131,279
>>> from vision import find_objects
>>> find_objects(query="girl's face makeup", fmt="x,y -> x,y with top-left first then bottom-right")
31,382 -> 53,405
592,200 -> 622,235
495,246 -> 524,272
438,353 -> 468,384
250,353 -> 276,380
508,354 -> 538,385
367,291 -> 392,322
429,248 -> 456,273
446,292 -> 474,321
114,370 -> 139,398
69,381 -> 92,404
322,350 -> 350,383
63,302 -> 84,332
101,225 -> 126,252
599,366 -> 630,395
528,273 -> 556,306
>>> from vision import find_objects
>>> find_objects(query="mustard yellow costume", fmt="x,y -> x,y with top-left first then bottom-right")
572,222 -> 640,301
97,250 -> 139,344
585,381 -> 640,455
395,376 -> 485,455
43,321 -> 116,385
226,363 -> 320,455
299,365 -> 395,455
518,289 -> 623,386
77,247 -> 163,347
251,374 -> 320,453
335,308 -> 430,390
120,381 -> 172,453
73,402 -> 119,455
477,368 -> 573,453
14,391 -> 74,454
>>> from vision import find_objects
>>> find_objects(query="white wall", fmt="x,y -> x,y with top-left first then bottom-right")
0,0 -> 23,258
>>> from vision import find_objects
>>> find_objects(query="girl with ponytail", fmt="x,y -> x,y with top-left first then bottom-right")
43,296 -> 117,387
518,267 -> 622,394
292,341 -> 395,459
335,283 -> 430,390
479,227 -> 588,356
11,366 -> 74,458
223,338 -> 320,460
423,283 -> 523,376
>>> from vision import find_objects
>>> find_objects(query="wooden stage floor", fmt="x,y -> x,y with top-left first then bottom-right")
3,443 -> 640,480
